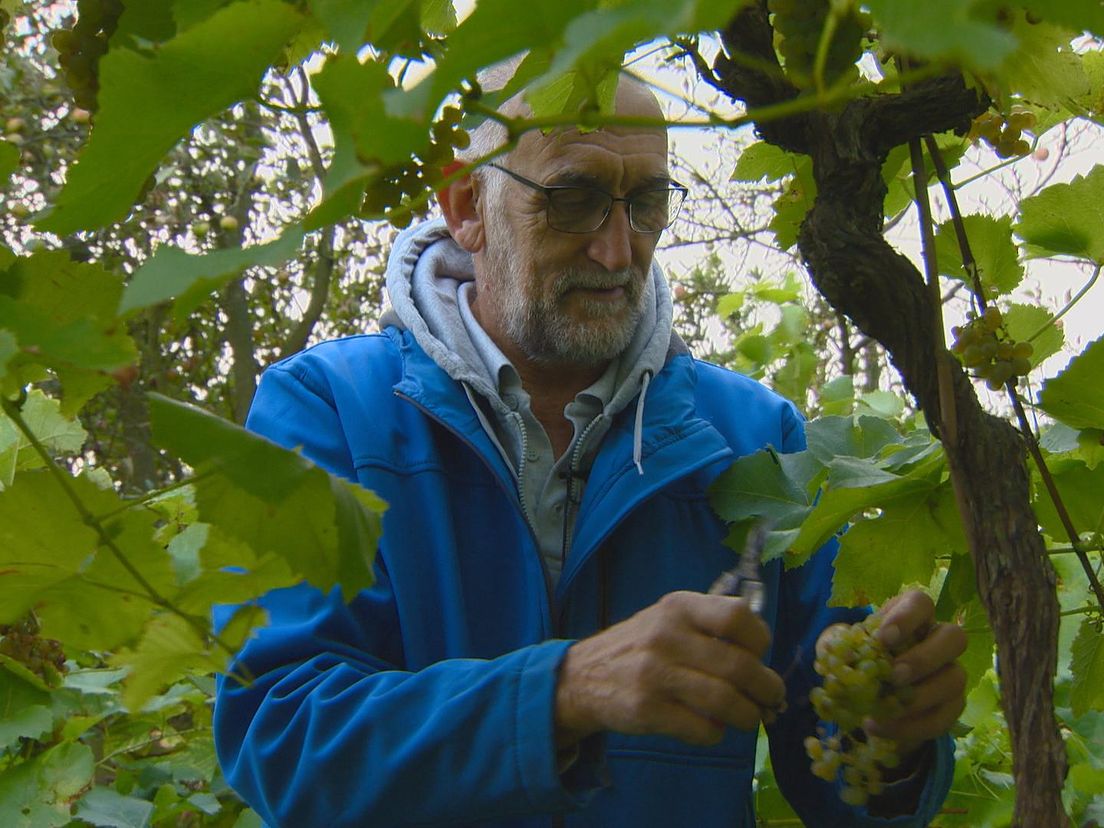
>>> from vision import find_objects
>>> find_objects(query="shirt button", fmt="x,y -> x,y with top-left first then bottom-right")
527,449 -> 539,462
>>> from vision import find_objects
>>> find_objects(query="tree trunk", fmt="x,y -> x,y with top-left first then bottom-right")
709,6 -> 1069,824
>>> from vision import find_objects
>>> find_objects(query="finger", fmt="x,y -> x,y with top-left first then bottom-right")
865,689 -> 965,745
658,591 -> 772,657
646,699 -> 728,746
866,663 -> 967,743
671,634 -> 787,710
889,622 -> 967,687
875,590 -> 935,652
672,669 -> 769,731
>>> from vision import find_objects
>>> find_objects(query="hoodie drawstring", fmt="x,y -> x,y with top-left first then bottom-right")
633,370 -> 652,476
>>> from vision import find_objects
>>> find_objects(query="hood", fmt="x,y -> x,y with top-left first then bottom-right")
380,217 -> 675,427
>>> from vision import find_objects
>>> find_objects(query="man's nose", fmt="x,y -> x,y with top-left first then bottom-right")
586,202 -> 634,272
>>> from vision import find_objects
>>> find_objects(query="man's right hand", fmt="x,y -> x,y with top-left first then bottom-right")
553,590 -> 785,748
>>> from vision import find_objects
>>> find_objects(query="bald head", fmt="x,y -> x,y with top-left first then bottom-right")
460,64 -> 667,167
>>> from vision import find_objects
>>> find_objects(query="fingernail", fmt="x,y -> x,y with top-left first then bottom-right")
891,662 -> 911,686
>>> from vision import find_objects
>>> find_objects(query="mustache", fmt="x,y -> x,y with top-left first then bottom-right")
553,267 -> 643,297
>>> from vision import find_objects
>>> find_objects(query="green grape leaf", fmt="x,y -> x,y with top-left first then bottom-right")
792,470 -> 938,566
1076,50 -> 1104,122
0,670 -> 53,752
1003,302 -> 1064,368
36,507 -> 175,651
0,389 -> 88,487
1032,459 -> 1104,540
37,0 -> 303,235
113,0 -> 176,46
1014,164 -> 1104,262
110,613 -> 226,711
526,67 -> 620,122
148,394 -> 385,601
531,0 -> 748,114
998,16 -> 1090,108
818,376 -> 855,417
1038,336 -> 1104,430
0,139 -> 17,181
0,741 -> 95,828
935,214 -> 1024,296
731,141 -> 797,182
708,448 -> 811,522
174,531 -> 297,614
829,488 -> 948,607
74,786 -> 157,828
1070,616 -> 1104,717
304,54 -> 430,229
386,0 -> 593,120
0,251 -> 135,412
0,329 -> 15,381
865,0 -> 1018,71
421,0 -> 458,35
767,153 -> 815,250
1070,762 -> 1104,796
120,227 -> 306,317
308,0 -> 378,53
1019,0 -> 1104,40
804,415 -> 904,464
0,471 -> 101,623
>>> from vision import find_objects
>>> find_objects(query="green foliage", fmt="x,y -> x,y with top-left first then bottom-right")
1039,336 -> 1104,430
38,0 -> 304,235
0,0 -> 1102,823
1015,164 -> 1104,263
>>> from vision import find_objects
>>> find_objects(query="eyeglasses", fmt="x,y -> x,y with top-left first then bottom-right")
486,163 -> 687,234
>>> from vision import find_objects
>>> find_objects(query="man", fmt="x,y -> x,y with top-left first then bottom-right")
214,69 -> 966,826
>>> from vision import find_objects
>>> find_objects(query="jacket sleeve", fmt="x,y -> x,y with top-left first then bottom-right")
214,360 -> 598,827
765,403 -> 955,827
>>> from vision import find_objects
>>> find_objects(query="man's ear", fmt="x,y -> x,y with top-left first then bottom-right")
437,161 -> 485,253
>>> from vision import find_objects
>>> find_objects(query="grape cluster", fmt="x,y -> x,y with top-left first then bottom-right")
768,0 -> 868,90
51,0 -> 124,113
951,306 -> 1034,390
0,617 -> 67,687
361,105 -> 470,229
969,109 -> 1036,158
806,614 -> 908,806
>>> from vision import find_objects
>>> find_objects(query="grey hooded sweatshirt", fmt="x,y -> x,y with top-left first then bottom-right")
379,218 -> 674,587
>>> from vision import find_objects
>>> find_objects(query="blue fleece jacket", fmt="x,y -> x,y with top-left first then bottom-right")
213,327 -> 953,827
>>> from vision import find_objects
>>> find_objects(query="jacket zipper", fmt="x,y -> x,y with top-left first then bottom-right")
559,414 -> 606,582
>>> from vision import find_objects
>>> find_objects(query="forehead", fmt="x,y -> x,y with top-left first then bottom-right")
513,125 -> 669,188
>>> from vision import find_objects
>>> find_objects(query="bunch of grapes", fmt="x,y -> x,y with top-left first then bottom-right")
950,306 -> 1034,390
361,105 -> 470,229
767,0 -> 868,90
805,614 -> 908,806
0,617 -> 68,687
50,0 -> 125,113
969,109 -> 1036,158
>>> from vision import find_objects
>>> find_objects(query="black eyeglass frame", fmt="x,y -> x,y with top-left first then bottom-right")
486,163 -> 688,235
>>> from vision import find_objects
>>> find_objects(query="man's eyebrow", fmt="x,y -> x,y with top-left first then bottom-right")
544,171 -> 674,190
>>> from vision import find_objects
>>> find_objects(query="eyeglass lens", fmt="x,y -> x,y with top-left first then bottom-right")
546,187 -> 685,233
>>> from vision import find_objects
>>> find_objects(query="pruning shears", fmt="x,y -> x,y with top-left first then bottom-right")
708,519 -> 769,615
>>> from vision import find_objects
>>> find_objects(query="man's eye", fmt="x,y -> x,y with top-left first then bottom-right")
550,188 -> 605,212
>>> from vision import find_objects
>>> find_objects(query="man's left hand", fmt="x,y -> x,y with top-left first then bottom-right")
862,590 -> 967,759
